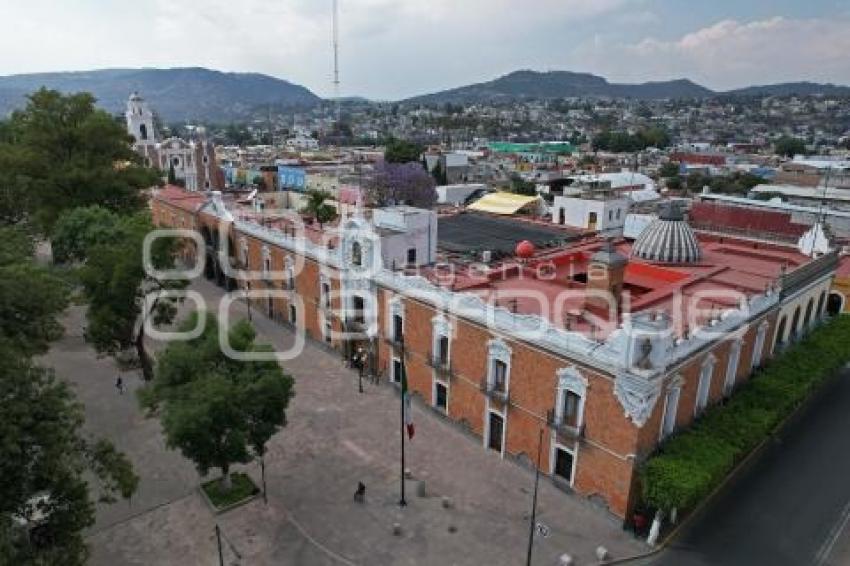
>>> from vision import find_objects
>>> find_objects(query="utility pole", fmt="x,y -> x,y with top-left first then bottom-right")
215,524 -> 224,566
399,342 -> 407,507
525,428 -> 544,566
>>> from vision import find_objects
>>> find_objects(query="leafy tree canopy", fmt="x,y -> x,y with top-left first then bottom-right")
508,173 -> 537,196
300,189 -> 338,228
0,347 -> 137,566
141,314 -> 294,489
592,127 -> 671,153
384,137 -> 423,164
774,136 -> 807,158
0,88 -> 159,232
77,212 -> 185,379
367,161 -> 437,208
0,226 -> 69,357
52,206 -> 121,264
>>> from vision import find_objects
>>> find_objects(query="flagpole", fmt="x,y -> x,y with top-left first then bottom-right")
399,341 -> 407,507
526,428 -> 544,566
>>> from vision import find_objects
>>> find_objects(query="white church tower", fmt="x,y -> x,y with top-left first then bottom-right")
125,92 -> 156,146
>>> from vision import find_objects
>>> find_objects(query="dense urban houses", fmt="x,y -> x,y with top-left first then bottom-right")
126,93 -> 224,191
151,186 -> 837,521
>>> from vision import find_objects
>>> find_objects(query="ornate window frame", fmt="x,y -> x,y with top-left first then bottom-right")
431,314 -> 452,364
319,273 -> 331,309
388,295 -> 404,341
694,354 -> 716,416
724,339 -> 743,396
751,320 -> 768,370
239,237 -> 248,266
486,338 -> 512,393
261,245 -> 271,276
659,374 -> 684,440
554,366 -> 588,429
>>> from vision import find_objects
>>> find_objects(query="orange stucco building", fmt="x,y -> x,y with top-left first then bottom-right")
151,186 -> 837,521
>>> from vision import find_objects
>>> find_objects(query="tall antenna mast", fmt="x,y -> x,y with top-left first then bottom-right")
332,0 -> 341,126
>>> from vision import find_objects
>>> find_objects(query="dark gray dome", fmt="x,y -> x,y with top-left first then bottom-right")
631,204 -> 701,264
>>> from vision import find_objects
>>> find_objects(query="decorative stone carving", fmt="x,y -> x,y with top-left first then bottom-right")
556,366 -> 588,396
614,374 -> 662,427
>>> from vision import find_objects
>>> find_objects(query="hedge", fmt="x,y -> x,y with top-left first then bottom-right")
642,315 -> 850,512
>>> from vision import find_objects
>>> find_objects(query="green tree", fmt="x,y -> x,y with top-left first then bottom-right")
0,226 -> 69,357
0,347 -> 137,566
430,161 -> 447,185
384,137 -> 423,164
659,161 -> 681,178
300,189 -> 338,228
52,206 -> 121,264
141,314 -> 294,491
774,136 -> 807,158
0,89 -> 160,232
508,173 -> 537,196
78,212 -> 185,380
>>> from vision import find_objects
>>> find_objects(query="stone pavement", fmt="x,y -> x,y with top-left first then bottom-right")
43,278 -> 646,565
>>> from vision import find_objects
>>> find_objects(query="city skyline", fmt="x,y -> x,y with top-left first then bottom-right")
1,0 -> 850,99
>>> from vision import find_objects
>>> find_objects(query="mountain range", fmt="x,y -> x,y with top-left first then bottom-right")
0,67 -> 321,122
403,70 -> 850,104
1,67 -> 849,121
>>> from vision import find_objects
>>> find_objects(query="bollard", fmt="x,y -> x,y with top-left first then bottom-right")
596,545 -> 609,562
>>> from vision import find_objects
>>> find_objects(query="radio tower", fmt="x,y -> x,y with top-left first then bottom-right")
332,0 -> 341,126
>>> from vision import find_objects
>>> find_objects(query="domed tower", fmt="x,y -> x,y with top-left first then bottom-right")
125,92 -> 156,146
631,202 -> 701,264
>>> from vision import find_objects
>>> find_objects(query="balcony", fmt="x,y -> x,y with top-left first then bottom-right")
546,409 -> 585,441
480,379 -> 509,405
428,355 -> 453,379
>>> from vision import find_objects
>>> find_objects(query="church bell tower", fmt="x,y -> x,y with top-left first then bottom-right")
125,92 -> 156,146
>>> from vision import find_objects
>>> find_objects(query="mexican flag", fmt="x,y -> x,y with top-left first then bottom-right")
401,359 -> 414,440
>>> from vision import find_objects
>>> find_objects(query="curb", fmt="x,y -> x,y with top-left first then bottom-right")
599,364 -> 850,565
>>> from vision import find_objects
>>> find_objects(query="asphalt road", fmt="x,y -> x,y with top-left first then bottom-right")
651,369 -> 850,566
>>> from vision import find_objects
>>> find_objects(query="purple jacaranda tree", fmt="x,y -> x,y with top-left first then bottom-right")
366,160 -> 437,209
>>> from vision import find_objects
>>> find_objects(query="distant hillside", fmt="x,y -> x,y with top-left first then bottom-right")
0,67 -> 321,122
724,81 -> 850,98
405,70 -> 850,104
405,70 -> 715,104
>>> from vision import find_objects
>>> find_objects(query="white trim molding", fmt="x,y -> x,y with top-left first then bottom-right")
554,366 -> 589,430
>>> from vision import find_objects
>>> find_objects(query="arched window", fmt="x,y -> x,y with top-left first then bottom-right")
775,316 -> 787,347
828,292 -> 845,316
554,367 -> 588,433
139,123 -> 148,140
790,306 -> 802,340
351,242 -> 362,267
817,291 -> 827,319
660,377 -> 682,440
724,340 -> 742,396
803,298 -> 815,330
695,356 -> 715,416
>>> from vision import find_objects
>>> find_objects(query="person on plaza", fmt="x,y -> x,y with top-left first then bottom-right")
115,375 -> 124,395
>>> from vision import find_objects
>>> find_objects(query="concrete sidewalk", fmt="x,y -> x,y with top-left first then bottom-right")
45,278 -> 646,565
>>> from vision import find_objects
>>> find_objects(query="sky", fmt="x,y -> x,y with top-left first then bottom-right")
2,0 -> 850,100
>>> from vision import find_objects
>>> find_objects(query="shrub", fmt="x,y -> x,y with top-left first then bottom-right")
642,315 -> 850,512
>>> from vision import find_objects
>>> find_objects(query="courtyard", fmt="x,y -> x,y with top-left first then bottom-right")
44,277 -> 646,566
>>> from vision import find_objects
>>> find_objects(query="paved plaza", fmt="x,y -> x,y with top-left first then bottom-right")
42,278 -> 646,566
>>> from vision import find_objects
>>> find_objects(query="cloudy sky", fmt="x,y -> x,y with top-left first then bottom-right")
2,0 -> 850,99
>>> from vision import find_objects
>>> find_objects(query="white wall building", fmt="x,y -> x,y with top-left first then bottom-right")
372,206 -> 438,268
552,196 -> 629,232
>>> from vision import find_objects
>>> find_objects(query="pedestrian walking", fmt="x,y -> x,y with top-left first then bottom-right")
115,375 -> 124,395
